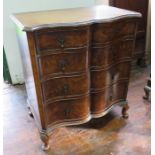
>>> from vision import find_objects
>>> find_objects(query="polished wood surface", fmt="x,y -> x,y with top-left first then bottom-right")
11,5 -> 141,150
45,96 -> 90,126
38,48 -> 87,78
42,74 -> 89,103
92,20 -> 136,44
11,5 -> 141,31
35,27 -> 89,51
109,0 -> 149,66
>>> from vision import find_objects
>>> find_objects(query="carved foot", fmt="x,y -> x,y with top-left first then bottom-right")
42,143 -> 50,151
122,104 -> 129,119
40,131 -> 50,151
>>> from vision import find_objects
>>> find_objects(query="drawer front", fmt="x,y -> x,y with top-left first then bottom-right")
35,28 -> 89,52
91,39 -> 134,68
91,81 -> 128,114
91,62 -> 130,90
93,20 -> 136,44
38,48 -> 88,78
45,96 -> 90,126
111,82 -> 128,102
42,74 -> 89,102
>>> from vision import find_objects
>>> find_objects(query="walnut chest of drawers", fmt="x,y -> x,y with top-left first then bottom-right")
11,5 -> 141,150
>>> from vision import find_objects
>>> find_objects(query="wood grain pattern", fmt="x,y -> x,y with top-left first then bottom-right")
91,81 -> 128,115
3,67 -> 151,155
91,61 -> 131,91
37,48 -> 88,79
91,38 -> 134,68
11,5 -> 141,31
109,0 -> 149,66
45,96 -> 90,127
41,74 -> 89,103
35,27 -> 89,51
92,19 -> 136,44
11,5 -> 141,150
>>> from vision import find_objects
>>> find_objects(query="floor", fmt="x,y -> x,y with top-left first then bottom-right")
3,66 -> 151,155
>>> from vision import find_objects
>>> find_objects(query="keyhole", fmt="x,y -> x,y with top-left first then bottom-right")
111,74 -> 115,81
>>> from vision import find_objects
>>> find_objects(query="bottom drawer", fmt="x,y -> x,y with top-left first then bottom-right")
91,81 -> 128,115
45,96 -> 90,127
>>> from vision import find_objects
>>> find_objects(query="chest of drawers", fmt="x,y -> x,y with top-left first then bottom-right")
11,5 -> 141,150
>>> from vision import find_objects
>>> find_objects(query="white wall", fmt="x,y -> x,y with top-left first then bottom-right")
3,0 -> 95,84
95,0 -> 109,5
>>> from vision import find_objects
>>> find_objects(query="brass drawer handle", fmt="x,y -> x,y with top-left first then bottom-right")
59,59 -> 67,72
58,38 -> 65,48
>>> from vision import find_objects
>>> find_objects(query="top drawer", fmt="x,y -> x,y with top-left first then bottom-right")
93,20 -> 136,44
34,27 -> 89,52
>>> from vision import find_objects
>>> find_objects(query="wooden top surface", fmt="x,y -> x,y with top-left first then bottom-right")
11,5 -> 141,31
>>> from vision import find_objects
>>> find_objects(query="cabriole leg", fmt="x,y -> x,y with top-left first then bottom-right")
122,104 -> 129,119
40,131 -> 50,151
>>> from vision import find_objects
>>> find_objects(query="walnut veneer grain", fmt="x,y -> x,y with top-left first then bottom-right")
11,5 -> 141,150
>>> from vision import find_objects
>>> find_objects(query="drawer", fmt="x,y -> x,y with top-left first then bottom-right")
91,81 -> 128,114
91,62 -> 130,90
91,39 -> 134,68
35,28 -> 89,52
42,74 -> 89,102
38,48 -> 88,78
93,20 -> 136,44
45,96 -> 90,126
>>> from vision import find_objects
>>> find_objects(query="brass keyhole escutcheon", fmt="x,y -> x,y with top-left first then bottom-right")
59,59 -> 67,72
63,84 -> 69,95
58,37 -> 65,48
